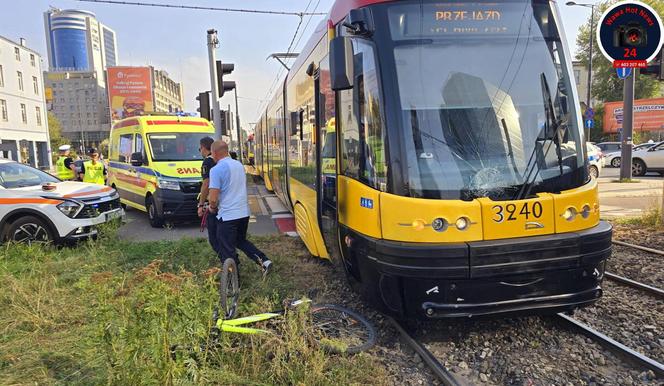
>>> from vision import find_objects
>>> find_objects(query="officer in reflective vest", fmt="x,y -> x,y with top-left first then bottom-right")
79,148 -> 107,185
55,145 -> 76,180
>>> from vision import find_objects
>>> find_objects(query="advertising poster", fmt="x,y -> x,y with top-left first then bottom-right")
107,66 -> 153,123
603,97 -> 664,133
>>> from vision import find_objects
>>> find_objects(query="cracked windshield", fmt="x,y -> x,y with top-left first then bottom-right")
385,0 -> 586,199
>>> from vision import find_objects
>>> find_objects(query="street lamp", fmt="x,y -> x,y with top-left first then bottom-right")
566,1 -> 596,141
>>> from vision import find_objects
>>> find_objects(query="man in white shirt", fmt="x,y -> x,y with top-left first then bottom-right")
208,140 -> 272,276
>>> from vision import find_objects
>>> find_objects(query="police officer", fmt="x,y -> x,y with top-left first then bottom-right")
55,145 -> 76,180
79,148 -> 107,185
197,137 -> 218,252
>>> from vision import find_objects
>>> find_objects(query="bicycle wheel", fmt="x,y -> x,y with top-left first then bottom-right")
219,258 -> 240,319
310,304 -> 376,355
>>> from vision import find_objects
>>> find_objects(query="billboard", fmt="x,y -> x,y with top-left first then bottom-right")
107,66 -> 153,122
603,97 -> 664,133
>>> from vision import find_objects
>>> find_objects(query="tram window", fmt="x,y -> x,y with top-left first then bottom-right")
339,39 -> 387,190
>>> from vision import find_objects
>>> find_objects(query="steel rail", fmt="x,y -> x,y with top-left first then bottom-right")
605,272 -> 664,299
387,317 -> 462,386
556,313 -> 664,377
613,240 -> 664,256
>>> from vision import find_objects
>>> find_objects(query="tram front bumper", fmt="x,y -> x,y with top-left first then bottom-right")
343,221 -> 612,319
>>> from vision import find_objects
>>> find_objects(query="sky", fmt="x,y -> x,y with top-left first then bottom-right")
1,0 -> 599,131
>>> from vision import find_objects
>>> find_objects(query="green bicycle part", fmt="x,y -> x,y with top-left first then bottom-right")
220,324 -> 271,334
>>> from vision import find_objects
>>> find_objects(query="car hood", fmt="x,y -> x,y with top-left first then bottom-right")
11,182 -> 116,201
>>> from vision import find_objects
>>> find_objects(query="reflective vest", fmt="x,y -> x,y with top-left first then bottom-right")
56,156 -> 75,180
82,161 -> 105,185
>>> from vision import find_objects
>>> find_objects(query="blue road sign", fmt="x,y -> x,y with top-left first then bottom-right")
584,107 -> 594,119
616,67 -> 632,80
585,119 -> 594,129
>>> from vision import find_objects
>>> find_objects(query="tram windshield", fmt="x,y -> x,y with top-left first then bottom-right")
373,0 -> 586,199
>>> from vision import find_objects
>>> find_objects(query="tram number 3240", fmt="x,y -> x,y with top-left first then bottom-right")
492,202 -> 543,223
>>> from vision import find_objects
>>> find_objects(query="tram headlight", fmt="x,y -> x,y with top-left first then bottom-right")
581,205 -> 591,219
431,218 -> 448,232
562,207 -> 577,221
455,217 -> 470,231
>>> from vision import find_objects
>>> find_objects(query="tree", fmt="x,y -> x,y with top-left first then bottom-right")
575,0 -> 664,103
48,112 -> 69,158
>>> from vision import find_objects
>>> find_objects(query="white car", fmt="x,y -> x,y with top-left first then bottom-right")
604,142 -> 656,168
632,141 -> 664,176
0,159 -> 123,244
587,143 -> 602,178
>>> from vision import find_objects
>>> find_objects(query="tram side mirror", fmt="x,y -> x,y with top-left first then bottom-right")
559,95 -> 568,116
330,36 -> 354,91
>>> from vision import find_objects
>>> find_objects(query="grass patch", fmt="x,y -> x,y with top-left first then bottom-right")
610,179 -> 641,183
0,225 -> 387,385
615,206 -> 663,228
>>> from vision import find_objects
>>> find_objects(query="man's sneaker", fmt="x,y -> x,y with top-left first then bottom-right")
261,260 -> 273,278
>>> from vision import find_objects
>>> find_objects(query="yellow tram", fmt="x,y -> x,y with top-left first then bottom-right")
253,0 -> 612,318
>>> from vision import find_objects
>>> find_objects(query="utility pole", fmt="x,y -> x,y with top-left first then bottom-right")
234,87 -> 242,163
619,71 -> 635,181
207,30 -> 222,138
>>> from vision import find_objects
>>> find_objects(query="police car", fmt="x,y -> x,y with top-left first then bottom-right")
0,159 -> 123,244
586,142 -> 603,178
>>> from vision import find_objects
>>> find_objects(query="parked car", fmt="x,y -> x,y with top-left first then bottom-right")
632,141 -> 664,176
595,142 -> 622,153
0,159 -> 123,244
604,142 -> 657,167
587,143 -> 602,178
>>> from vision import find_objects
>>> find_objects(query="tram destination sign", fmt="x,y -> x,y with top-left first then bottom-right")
392,2 -> 530,38
596,1 -> 664,68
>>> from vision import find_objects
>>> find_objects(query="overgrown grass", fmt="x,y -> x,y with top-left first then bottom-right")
0,224 -> 387,385
615,206 -> 664,228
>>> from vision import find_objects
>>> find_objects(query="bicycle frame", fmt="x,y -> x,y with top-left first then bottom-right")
215,299 -> 312,334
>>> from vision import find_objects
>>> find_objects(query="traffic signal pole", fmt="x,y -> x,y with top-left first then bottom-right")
619,70 -> 635,181
207,30 -> 223,138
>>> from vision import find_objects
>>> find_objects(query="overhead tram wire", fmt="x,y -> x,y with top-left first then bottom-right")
75,0 -> 326,17
254,0 -> 321,121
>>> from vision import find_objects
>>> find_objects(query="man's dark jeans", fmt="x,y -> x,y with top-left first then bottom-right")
207,210 -> 218,254
216,216 -> 270,267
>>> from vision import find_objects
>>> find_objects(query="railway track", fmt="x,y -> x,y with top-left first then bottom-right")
382,241 -> 664,384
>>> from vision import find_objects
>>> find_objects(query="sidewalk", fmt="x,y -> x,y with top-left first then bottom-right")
598,177 -> 663,218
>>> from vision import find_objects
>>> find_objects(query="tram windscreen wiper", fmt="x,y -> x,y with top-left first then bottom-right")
514,73 -> 566,200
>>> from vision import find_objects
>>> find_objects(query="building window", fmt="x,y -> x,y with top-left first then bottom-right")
574,70 -> 581,86
17,71 -> 23,91
0,99 -> 7,121
35,106 -> 42,126
0,65 -> 3,87
30,54 -> 35,67
32,76 -> 38,95
14,47 -> 20,61
20,103 -> 27,123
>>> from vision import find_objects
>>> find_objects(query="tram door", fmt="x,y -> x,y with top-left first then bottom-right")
315,56 -> 339,259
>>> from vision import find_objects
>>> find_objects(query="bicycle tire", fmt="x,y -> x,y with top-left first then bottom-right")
219,259 -> 240,319
310,304 -> 377,355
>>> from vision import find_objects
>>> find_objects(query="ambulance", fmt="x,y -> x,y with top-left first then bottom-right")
108,116 -> 215,227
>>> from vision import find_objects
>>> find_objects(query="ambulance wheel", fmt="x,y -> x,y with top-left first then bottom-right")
147,195 -> 164,228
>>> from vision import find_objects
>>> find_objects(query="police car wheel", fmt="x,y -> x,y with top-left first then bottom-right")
5,216 -> 54,245
589,165 -> 599,179
147,196 -> 164,228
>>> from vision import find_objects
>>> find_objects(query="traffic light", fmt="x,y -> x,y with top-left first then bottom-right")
640,49 -> 664,80
216,60 -> 236,97
220,109 -> 227,133
196,92 -> 210,120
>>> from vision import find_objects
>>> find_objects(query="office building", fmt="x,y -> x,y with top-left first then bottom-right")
151,67 -> 184,113
44,7 -> 118,82
0,36 -> 52,169
44,70 -> 111,147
